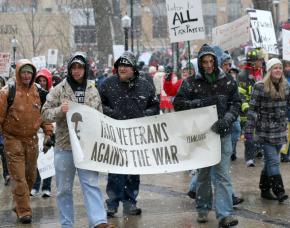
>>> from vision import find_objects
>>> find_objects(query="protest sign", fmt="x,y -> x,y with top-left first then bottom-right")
166,0 -> 205,43
282,29 -> 290,61
212,15 -> 250,51
67,103 -> 221,175
248,9 -> 278,54
0,53 -> 11,78
37,133 -> 55,179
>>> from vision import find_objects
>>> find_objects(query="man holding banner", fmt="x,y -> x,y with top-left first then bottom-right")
42,52 -> 115,228
99,51 -> 159,217
174,44 -> 241,227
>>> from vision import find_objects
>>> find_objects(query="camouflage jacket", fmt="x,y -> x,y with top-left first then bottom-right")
41,78 -> 102,150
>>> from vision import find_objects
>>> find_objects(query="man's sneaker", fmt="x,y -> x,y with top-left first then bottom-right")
42,190 -> 51,198
219,216 -> 238,227
197,212 -> 208,223
4,175 -> 10,186
123,204 -> 142,215
246,159 -> 255,167
232,196 -> 244,206
18,215 -> 32,224
30,189 -> 38,196
106,208 -> 117,217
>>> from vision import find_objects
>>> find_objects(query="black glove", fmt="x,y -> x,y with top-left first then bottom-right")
43,134 -> 55,153
211,119 -> 231,137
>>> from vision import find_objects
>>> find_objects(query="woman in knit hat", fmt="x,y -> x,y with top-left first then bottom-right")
245,58 -> 289,202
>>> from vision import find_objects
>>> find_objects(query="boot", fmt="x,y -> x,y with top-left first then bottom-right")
259,171 -> 277,200
270,175 -> 289,203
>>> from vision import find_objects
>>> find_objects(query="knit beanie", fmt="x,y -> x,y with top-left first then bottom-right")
20,64 -> 34,74
266,58 -> 282,72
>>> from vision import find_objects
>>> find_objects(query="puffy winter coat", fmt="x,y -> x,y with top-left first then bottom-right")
173,44 -> 241,136
99,74 -> 159,120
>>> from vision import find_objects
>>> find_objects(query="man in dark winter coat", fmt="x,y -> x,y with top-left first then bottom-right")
174,44 -> 241,227
99,51 -> 159,217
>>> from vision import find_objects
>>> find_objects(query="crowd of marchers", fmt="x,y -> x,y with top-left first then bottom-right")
0,43 -> 290,228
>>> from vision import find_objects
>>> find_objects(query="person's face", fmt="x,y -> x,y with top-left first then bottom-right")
20,71 -> 33,87
71,63 -> 85,83
118,64 -> 134,81
270,64 -> 283,82
284,63 -> 290,72
38,76 -> 48,89
201,55 -> 215,74
221,60 -> 231,73
182,68 -> 194,79
253,59 -> 263,69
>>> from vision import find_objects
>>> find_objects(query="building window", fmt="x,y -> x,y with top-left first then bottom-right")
227,0 -> 241,22
74,25 -> 96,44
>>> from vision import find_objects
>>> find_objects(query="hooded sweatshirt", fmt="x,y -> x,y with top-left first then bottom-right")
0,59 -> 53,140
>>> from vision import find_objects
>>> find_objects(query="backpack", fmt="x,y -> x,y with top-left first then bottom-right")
7,80 -> 48,110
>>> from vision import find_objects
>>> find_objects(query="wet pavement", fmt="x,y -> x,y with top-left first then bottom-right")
1,141 -> 290,227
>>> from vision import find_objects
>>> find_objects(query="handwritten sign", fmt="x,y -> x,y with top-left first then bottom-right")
166,0 -> 205,43
212,15 -> 250,51
248,9 -> 278,55
0,53 -> 11,78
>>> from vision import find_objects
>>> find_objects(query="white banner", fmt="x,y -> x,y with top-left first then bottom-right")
37,133 -> 55,179
212,15 -> 250,51
0,53 -> 11,78
166,0 -> 205,43
282,29 -> 290,61
67,103 -> 221,175
248,9 -> 278,55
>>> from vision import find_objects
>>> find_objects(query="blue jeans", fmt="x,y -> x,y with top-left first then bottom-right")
244,140 -> 262,161
231,118 -> 241,155
188,170 -> 197,192
196,134 -> 233,220
0,144 -> 9,178
33,169 -> 52,191
262,144 -> 282,176
106,174 -> 140,210
54,149 -> 107,228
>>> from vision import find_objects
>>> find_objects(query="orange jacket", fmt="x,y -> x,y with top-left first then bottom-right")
0,59 -> 53,140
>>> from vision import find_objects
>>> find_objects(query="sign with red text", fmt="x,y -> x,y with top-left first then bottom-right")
0,53 -> 11,78
67,103 -> 220,174
166,0 -> 205,43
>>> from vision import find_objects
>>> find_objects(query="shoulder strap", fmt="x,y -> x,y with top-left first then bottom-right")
7,80 -> 16,109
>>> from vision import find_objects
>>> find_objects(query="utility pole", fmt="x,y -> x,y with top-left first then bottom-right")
130,0 -> 134,52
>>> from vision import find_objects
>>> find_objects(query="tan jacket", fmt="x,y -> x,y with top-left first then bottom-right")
41,79 -> 103,150
0,59 -> 53,140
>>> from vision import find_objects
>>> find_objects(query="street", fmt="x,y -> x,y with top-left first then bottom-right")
1,141 -> 290,227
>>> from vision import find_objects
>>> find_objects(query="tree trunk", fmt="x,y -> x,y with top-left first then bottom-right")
92,0 -> 114,67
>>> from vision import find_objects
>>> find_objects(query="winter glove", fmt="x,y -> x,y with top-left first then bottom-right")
211,119 -> 231,137
244,133 -> 253,141
43,134 -> 54,153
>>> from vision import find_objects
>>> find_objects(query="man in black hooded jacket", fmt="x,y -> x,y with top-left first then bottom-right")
99,51 -> 159,217
174,44 -> 241,227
